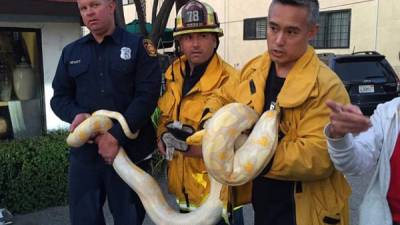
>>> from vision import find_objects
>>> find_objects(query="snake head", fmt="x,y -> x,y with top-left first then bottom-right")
186,129 -> 205,146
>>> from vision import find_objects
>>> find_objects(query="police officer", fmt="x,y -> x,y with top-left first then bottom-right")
157,1 -> 248,224
50,0 -> 161,224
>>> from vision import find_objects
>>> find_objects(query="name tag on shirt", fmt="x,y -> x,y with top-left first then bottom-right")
69,59 -> 81,64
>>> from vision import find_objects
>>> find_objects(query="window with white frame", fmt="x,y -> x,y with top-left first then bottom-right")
243,17 -> 267,40
310,9 -> 351,49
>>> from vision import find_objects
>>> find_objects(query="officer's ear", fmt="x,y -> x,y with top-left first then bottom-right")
107,0 -> 116,12
174,40 -> 181,57
214,34 -> 219,51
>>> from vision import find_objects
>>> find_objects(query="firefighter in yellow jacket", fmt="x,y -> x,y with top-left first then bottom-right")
201,0 -> 351,225
156,1 -> 247,224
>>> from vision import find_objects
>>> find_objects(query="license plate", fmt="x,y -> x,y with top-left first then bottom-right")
359,85 -> 374,93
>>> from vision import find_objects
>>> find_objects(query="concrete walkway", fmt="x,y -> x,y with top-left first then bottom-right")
12,171 -> 372,225
12,170 -> 253,225
12,203 -> 255,225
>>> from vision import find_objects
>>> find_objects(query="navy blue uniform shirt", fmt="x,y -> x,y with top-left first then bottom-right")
51,27 -> 161,162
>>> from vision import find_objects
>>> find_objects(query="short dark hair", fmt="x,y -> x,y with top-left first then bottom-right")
270,0 -> 319,24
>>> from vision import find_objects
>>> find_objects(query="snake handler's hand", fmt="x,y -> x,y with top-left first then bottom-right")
70,113 -> 91,132
157,139 -> 166,156
95,132 -> 120,164
183,145 -> 202,158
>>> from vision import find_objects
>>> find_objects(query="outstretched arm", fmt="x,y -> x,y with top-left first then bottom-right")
326,100 -> 382,176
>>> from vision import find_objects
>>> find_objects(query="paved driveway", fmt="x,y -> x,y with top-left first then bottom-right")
13,170 -> 373,225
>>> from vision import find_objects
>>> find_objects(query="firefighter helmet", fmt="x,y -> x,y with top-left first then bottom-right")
173,0 -> 223,37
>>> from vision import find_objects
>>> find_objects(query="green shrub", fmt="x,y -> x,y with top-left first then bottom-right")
0,130 -> 69,213
0,129 -> 167,214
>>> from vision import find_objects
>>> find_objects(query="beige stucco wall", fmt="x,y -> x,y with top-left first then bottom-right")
203,0 -> 269,68
375,0 -> 400,75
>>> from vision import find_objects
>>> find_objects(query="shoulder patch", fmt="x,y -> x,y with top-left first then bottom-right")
143,39 -> 157,57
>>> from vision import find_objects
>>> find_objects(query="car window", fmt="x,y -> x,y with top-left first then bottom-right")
334,60 -> 396,82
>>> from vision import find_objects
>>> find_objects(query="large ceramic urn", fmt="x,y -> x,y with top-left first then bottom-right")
13,57 -> 36,101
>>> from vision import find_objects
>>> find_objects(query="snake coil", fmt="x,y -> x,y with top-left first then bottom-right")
67,103 -> 279,225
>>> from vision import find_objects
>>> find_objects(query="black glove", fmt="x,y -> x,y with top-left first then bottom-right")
161,121 -> 195,152
166,121 -> 194,142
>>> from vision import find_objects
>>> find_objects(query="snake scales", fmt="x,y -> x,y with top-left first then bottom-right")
66,103 -> 279,225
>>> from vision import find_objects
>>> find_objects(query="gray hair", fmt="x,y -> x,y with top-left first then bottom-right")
270,0 -> 319,24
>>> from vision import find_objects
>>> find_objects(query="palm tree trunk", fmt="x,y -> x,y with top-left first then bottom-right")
114,0 -> 126,28
134,0 -> 149,37
175,0 -> 189,11
151,0 -> 159,24
150,0 -> 175,45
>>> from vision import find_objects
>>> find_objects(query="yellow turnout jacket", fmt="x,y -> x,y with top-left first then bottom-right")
203,46 -> 351,225
157,54 -> 251,210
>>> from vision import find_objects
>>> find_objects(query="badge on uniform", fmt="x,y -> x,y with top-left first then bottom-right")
143,39 -> 157,57
120,47 -> 131,60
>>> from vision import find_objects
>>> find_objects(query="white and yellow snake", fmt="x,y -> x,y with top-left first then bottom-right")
67,103 -> 279,225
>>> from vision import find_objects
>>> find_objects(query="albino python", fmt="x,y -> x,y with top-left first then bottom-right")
67,103 -> 279,225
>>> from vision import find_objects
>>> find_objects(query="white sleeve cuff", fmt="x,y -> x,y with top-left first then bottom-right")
324,124 -> 353,151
